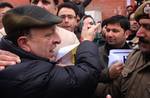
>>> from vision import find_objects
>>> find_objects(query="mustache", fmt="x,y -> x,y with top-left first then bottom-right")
139,37 -> 150,44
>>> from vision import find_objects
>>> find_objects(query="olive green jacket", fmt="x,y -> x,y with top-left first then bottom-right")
98,43 -> 131,82
96,49 -> 150,98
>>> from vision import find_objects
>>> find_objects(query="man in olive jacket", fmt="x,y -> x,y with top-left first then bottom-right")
98,15 -> 131,82
0,5 -> 101,98
95,1 -> 150,98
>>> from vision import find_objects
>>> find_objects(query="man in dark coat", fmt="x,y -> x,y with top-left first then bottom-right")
0,5 -> 101,98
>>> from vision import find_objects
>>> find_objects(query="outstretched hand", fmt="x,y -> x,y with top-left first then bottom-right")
81,22 -> 100,41
106,94 -> 112,98
0,49 -> 21,70
109,61 -> 124,79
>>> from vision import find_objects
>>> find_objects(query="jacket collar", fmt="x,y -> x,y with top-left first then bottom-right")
0,37 -> 50,62
104,42 -> 131,55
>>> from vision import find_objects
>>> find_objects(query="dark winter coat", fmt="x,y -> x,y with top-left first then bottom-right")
0,37 -> 101,98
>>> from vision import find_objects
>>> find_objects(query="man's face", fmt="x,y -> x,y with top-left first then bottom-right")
105,24 -> 129,48
57,7 -> 77,32
0,7 -> 12,28
129,13 -> 140,32
22,26 -> 61,61
136,19 -> 150,54
31,0 -> 57,14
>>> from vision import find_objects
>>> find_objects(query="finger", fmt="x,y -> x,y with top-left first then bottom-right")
0,50 -> 19,57
0,66 -> 5,71
0,55 -> 21,64
106,94 -> 112,98
116,66 -> 124,72
0,61 -> 17,66
81,22 -> 88,32
89,23 -> 101,33
95,23 -> 101,28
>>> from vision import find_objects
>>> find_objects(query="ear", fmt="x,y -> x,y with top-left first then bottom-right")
125,30 -> 131,39
54,6 -> 58,15
17,36 -> 31,52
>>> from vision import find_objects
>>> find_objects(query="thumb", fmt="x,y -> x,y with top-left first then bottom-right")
106,94 -> 112,98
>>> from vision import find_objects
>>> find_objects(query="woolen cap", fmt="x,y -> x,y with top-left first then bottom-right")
2,5 -> 62,36
134,1 -> 150,21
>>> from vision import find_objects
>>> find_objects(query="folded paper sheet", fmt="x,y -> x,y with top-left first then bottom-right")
55,26 -> 80,65
108,49 -> 133,67
56,44 -> 78,61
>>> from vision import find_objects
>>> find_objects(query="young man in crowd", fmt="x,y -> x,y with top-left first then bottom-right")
57,2 -> 78,33
98,15 -> 131,82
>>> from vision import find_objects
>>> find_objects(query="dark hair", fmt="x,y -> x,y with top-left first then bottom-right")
105,15 -> 130,31
127,12 -> 134,20
29,0 -> 59,5
126,5 -> 133,9
0,2 -> 13,8
6,29 -> 31,46
54,0 -> 59,5
78,15 -> 95,32
102,18 -> 108,28
74,15 -> 95,39
57,2 -> 79,16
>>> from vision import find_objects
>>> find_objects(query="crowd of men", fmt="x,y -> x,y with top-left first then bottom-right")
0,0 -> 150,98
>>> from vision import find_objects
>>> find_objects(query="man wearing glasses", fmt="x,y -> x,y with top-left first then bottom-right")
57,2 -> 78,32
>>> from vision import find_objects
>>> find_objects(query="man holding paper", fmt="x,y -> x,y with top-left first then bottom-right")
96,1 -> 150,98
98,15 -> 131,82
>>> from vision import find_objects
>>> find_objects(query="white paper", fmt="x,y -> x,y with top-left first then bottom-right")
54,26 -> 80,65
56,43 -> 79,61
108,49 -> 133,67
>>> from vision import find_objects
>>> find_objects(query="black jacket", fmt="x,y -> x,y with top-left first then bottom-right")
0,37 -> 101,98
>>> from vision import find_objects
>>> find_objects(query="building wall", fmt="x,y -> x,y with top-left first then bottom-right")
86,0 -> 135,20
1,0 -> 135,20
0,0 -> 29,6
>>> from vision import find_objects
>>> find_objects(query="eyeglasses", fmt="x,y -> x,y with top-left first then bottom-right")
31,0 -> 50,4
106,28 -> 120,33
59,15 -> 76,20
